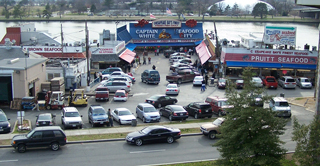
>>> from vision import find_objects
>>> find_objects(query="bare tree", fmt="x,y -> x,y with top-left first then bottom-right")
0,0 -> 16,18
217,2 -> 225,15
194,0 -> 207,18
74,0 -> 87,14
245,4 -> 251,18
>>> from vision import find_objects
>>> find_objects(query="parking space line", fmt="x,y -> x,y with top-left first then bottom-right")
130,149 -> 166,154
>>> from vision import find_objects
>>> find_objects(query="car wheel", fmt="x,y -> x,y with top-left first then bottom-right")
194,113 -> 199,119
51,142 -> 59,151
167,136 -> 174,144
135,139 -> 143,146
46,105 -> 51,110
208,131 -> 217,140
88,118 -> 91,124
208,115 -> 212,118
142,117 -> 146,123
159,111 -> 163,116
177,79 -> 182,84
78,125 -> 82,129
158,103 -> 161,108
18,144 -> 26,153
169,115 -> 173,121
95,99 -> 98,102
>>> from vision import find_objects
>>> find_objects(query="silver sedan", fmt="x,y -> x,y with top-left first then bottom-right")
111,108 -> 136,125
166,84 -> 180,95
296,77 -> 312,89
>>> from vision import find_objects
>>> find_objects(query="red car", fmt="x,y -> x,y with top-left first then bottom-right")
262,76 -> 278,89
218,78 -> 226,89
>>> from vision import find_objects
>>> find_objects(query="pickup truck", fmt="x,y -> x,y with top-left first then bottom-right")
95,87 -> 109,101
166,69 -> 200,84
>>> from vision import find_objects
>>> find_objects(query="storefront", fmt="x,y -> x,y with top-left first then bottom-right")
221,47 -> 318,78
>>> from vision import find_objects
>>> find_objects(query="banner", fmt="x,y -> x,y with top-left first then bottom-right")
263,26 -> 296,45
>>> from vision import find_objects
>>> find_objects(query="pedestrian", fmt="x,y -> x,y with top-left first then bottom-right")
211,72 -> 215,85
205,74 -> 209,85
201,68 -> 205,76
94,72 -> 97,79
128,63 -> 131,72
138,56 -> 141,65
201,80 -> 206,91
143,56 -> 146,65
99,71 -> 102,81
154,49 -> 157,56
189,48 -> 192,55
152,65 -> 156,70
157,48 -> 159,56
109,65 -> 112,68
107,108 -> 114,127
32,100 -> 40,111
148,56 -> 151,64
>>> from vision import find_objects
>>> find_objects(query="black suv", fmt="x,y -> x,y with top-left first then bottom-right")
11,126 -> 67,153
0,109 -> 11,134
184,102 -> 213,119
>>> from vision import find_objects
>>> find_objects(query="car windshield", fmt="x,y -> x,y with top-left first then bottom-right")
0,114 -> 7,122
218,101 -> 228,106
301,79 -> 310,82
266,78 -> 275,82
253,78 -> 261,82
150,72 -> 159,77
140,127 -> 152,134
149,96 -> 161,100
167,84 -> 177,88
287,79 -> 295,82
92,109 -> 106,116
219,79 -> 226,83
195,77 -> 203,80
65,112 -> 80,117
277,102 -> 289,107
119,110 -> 132,116
38,114 -> 51,121
144,107 -> 157,113
212,118 -> 224,126
115,92 -> 125,96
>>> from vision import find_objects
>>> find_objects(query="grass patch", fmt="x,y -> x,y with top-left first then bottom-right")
168,118 -> 214,124
0,139 -> 11,146
295,97 -> 304,100
12,120 -> 31,134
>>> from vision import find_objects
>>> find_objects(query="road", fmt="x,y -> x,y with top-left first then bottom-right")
1,54 -> 316,129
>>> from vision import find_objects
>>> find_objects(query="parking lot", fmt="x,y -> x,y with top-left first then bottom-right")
1,53 -> 316,130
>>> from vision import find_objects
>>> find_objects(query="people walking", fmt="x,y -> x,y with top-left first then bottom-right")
108,108 -> 114,127
148,57 -> 151,64
157,48 -> 159,56
201,80 -> 206,92
32,101 -> 40,111
143,56 -> 146,65
152,65 -> 156,70
205,74 -> 209,85
154,49 -> 157,56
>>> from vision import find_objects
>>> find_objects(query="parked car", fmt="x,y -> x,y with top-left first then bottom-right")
141,69 -> 160,84
61,107 -> 83,129
165,84 -> 180,95
269,97 -> 291,118
205,96 -> 233,116
200,117 -> 225,139
159,105 -> 188,121
125,125 -> 181,146
252,77 -> 263,88
193,76 -> 203,86
36,113 -> 56,127
101,77 -> 132,86
11,126 -> 67,152
166,69 -> 200,84
112,108 -> 136,125
145,95 -> 178,108
101,67 -> 122,75
102,71 -> 135,82
235,79 -> 244,89
218,78 -> 227,89
296,77 -> 312,89
262,76 -> 278,89
98,80 -> 131,93
136,103 -> 160,123
278,76 -> 296,89
113,90 -> 128,102
169,55 -> 185,64
0,109 -> 11,134
88,105 -> 109,127
249,94 -> 263,107
187,13 -> 194,16
175,58 -> 192,65
184,102 -> 213,119
170,63 -> 190,72
95,86 -> 109,101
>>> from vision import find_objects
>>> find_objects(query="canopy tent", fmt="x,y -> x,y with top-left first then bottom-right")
119,49 -> 136,63
126,43 -> 137,51
196,41 -> 211,65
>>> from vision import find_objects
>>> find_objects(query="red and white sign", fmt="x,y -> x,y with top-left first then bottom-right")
132,39 -> 198,43
152,20 -> 181,28
98,48 -> 114,54
221,48 -> 318,65
23,46 -> 83,53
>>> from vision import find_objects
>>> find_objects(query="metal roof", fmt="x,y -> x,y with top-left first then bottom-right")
0,58 -> 47,70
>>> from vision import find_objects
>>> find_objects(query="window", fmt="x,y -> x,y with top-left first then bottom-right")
32,131 -> 42,139
114,110 -> 118,115
53,130 -> 64,137
54,73 -> 60,77
43,131 -> 55,138
48,73 -> 54,81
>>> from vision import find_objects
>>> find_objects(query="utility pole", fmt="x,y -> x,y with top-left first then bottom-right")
316,23 -> 320,117
213,21 -> 221,79
61,24 -> 64,57
85,21 -> 90,90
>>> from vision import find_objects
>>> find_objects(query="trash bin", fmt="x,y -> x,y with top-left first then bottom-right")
131,119 -> 137,127
280,93 -> 285,98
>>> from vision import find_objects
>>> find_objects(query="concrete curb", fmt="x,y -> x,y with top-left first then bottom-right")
0,133 -> 202,148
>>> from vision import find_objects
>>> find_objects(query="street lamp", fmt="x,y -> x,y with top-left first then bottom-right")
115,21 -> 120,41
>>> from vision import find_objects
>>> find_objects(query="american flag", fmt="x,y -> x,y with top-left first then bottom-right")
150,13 -> 156,19
166,8 -> 172,15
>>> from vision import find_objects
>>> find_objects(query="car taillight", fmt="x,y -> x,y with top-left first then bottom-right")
166,89 -> 169,91
174,90 -> 178,91
127,85 -> 130,88
115,96 -> 119,97
152,101 -> 155,104
292,83 -> 296,84
199,109 -> 202,113
285,83 -> 289,84
50,122 -> 53,125
36,122 -> 39,125
173,113 -> 177,116
186,112 -> 188,115
64,137 -> 67,141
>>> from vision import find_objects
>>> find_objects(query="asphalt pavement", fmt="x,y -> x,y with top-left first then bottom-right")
0,52 -> 316,141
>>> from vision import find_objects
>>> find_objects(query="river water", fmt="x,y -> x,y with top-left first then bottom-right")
0,21 -> 319,49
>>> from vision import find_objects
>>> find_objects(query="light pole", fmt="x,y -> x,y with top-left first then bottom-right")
115,21 -> 120,41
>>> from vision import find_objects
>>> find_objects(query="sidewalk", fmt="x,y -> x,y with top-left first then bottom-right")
0,122 -> 207,140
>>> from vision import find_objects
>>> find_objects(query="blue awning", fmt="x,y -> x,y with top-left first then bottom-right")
281,64 -> 316,70
226,61 -> 282,68
126,43 -> 137,51
194,40 -> 202,45
226,61 -> 316,70
134,42 -> 196,47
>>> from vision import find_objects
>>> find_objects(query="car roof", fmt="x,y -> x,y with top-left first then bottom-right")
115,90 -> 126,93
115,108 -> 130,111
33,126 -> 63,131
63,107 -> 79,112
167,105 -> 183,109
272,97 -> 288,102
38,113 -> 52,117
145,125 -> 171,130
138,103 -> 155,107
